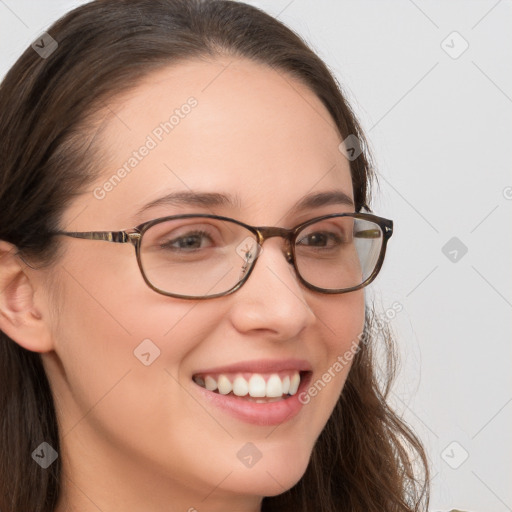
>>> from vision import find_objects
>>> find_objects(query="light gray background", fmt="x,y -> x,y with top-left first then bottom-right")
1,1 -> 510,511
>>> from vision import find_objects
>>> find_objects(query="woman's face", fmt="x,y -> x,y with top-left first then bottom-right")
43,57 -> 365,511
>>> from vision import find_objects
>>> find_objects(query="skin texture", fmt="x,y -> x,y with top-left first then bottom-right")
0,57 -> 365,512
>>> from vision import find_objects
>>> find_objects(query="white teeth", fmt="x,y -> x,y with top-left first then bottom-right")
248,374 -> 266,397
282,375 -> 290,395
194,370 -> 303,398
266,374 -> 283,397
289,372 -> 300,395
248,397 -> 282,403
232,376 -> 249,397
217,375 -> 232,395
204,376 -> 217,391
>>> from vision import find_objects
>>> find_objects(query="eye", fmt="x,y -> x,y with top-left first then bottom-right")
297,231 -> 343,248
160,230 -> 214,251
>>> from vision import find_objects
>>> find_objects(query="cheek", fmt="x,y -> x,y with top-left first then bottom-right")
48,251 -> 214,433
315,288 -> 366,366
299,289 -> 365,424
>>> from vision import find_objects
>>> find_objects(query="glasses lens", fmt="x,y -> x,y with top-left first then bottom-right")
140,217 -> 259,298
294,215 -> 383,291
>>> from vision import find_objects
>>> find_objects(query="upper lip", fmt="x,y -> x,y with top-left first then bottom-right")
192,358 -> 312,376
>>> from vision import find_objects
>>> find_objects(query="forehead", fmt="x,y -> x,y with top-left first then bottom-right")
66,57 -> 353,228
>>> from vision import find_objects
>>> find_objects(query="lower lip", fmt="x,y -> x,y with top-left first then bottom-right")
192,372 -> 312,426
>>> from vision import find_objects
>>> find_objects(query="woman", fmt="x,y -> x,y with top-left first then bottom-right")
0,1 -> 430,510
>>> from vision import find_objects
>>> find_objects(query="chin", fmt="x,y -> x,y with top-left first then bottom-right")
222,446 -> 311,497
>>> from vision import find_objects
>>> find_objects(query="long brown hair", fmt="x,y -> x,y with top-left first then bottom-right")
0,1 -> 429,510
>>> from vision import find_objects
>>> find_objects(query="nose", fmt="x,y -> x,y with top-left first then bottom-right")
227,237 -> 316,339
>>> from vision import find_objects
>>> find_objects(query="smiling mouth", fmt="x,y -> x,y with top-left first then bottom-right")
192,370 -> 310,403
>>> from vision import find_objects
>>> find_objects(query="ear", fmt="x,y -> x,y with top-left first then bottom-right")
0,240 -> 54,353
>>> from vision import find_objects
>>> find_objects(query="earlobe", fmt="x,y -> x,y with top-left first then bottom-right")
0,240 -> 54,353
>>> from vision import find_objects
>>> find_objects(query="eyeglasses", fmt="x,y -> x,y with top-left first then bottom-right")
50,212 -> 393,300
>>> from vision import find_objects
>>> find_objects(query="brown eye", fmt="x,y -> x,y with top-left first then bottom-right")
297,231 -> 342,248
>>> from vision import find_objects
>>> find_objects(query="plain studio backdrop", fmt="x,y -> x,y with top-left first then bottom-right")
1,1 -> 510,511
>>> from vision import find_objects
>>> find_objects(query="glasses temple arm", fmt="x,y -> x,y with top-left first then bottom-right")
54,231 -> 132,243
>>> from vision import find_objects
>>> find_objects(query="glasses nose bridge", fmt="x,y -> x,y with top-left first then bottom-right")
253,225 -> 295,263
255,225 -> 295,243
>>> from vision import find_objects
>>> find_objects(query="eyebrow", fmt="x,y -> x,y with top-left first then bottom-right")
289,190 -> 354,214
135,191 -> 241,218
135,189 -> 354,219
